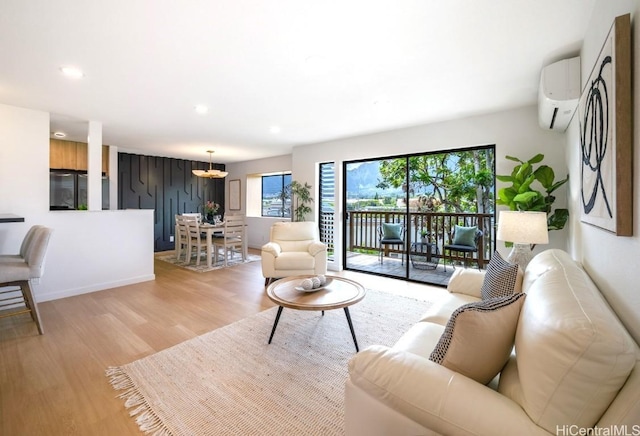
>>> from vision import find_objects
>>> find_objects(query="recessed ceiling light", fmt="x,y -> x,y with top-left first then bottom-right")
270,126 -> 281,134
60,66 -> 84,79
53,131 -> 66,138
195,105 -> 208,114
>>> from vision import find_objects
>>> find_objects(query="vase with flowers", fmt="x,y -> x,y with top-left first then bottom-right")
204,200 -> 220,223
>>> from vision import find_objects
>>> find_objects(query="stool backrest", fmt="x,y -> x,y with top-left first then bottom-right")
26,227 -> 53,279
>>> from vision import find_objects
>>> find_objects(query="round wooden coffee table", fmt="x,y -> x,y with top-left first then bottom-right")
266,275 -> 366,351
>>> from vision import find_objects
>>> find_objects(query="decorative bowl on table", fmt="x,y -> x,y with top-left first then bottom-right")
295,275 -> 331,292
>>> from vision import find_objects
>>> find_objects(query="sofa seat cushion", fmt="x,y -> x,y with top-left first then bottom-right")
419,293 -> 480,325
392,322 -> 445,360
274,252 -> 315,270
505,249 -> 637,432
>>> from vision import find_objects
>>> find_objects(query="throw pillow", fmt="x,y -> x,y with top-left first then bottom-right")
452,225 -> 477,246
382,223 -> 402,239
481,251 -> 520,300
429,293 -> 526,384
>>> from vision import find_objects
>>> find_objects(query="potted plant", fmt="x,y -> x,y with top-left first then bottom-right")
496,153 -> 569,231
287,181 -> 314,222
419,229 -> 429,243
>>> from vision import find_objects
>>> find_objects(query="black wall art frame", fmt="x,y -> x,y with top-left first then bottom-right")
578,13 -> 633,236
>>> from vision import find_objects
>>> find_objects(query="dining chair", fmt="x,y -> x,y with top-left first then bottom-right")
186,219 -> 207,265
174,215 -> 191,262
0,226 -> 54,334
213,215 -> 246,267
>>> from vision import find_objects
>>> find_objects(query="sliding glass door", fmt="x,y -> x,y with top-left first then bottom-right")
343,146 -> 495,286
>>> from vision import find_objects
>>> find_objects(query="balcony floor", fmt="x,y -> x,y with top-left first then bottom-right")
345,252 -> 466,286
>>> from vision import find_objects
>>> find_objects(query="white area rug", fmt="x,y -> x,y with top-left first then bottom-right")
107,289 -> 433,435
156,251 -> 261,272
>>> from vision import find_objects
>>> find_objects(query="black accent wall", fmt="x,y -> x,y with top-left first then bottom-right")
118,153 -> 225,252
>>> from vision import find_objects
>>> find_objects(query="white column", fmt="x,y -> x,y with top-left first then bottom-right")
87,121 -> 103,211
109,145 -> 118,210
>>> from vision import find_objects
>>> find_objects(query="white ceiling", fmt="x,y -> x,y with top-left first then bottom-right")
0,0 -> 594,164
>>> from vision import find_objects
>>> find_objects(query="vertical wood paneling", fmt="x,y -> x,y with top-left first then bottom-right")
118,153 -> 225,252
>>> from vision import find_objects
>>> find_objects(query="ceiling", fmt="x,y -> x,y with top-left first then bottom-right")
0,0 -> 594,164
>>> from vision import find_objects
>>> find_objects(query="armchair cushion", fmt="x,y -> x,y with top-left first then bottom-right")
382,223 -> 402,240
452,225 -> 477,246
429,293 -> 526,385
481,251 -> 520,299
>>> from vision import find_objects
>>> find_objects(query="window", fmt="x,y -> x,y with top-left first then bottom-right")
262,174 -> 292,217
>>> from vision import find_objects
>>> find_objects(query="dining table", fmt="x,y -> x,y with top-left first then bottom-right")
199,222 -> 248,268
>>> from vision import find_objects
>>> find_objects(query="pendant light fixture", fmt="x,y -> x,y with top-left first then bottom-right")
192,150 -> 228,178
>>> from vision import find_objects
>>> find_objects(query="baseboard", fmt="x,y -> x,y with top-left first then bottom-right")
36,274 -> 156,302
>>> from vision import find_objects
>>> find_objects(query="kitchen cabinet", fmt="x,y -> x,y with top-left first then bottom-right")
50,139 -> 110,175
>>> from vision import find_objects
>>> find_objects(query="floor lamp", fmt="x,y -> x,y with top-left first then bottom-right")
496,211 -> 549,270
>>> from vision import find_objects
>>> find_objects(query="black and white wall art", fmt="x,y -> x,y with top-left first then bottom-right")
578,13 -> 633,236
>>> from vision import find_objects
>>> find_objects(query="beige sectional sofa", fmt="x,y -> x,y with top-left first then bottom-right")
345,249 -> 640,435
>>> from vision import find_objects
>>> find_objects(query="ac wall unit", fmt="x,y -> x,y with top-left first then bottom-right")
538,56 -> 580,131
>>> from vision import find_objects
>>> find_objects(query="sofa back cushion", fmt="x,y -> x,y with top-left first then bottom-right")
270,222 -> 318,252
501,249 -> 637,431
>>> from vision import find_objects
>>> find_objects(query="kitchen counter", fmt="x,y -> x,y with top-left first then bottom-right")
0,214 -> 25,223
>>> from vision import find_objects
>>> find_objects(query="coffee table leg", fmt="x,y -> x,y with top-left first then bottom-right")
268,306 -> 284,344
343,307 -> 359,352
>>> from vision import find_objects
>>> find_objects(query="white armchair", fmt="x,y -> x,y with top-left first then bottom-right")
261,222 -> 327,286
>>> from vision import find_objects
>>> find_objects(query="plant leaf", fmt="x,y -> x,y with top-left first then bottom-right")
534,165 -> 555,189
527,154 -> 545,164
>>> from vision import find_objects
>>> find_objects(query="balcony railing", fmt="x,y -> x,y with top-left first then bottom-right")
324,210 -> 494,268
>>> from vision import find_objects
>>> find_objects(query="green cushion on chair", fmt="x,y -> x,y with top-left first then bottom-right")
382,223 -> 402,239
452,225 -> 477,247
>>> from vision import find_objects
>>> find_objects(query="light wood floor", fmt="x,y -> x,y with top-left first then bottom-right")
0,250 -> 446,436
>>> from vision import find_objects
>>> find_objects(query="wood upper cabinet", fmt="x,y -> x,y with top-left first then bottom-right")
50,139 -> 78,170
50,139 -> 110,175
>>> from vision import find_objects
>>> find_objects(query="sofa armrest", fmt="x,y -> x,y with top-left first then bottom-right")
307,241 -> 327,257
348,346 -> 548,436
446,268 -> 485,298
261,242 -> 281,257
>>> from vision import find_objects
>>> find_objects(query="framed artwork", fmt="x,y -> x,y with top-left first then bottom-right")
578,13 -> 632,236
229,179 -> 241,211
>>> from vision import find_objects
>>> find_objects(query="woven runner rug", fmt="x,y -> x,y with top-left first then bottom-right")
156,251 -> 261,272
106,288 -> 433,435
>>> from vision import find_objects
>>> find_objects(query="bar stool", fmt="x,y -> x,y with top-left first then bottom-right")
0,226 -> 53,334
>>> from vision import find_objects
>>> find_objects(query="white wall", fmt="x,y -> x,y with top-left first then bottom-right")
566,0 -> 640,343
0,103 -> 155,302
226,154 -> 292,251
292,105 -> 568,269
229,105 -> 569,270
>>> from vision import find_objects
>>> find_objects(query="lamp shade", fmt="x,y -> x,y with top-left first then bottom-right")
193,150 -> 228,178
496,211 -> 549,245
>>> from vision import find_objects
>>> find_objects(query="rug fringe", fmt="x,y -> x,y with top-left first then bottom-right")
106,366 -> 172,436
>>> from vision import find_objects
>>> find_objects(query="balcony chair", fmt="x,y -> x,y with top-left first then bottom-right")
378,222 -> 405,265
213,215 -> 246,267
444,224 -> 483,271
0,226 -> 53,334
261,221 -> 327,286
